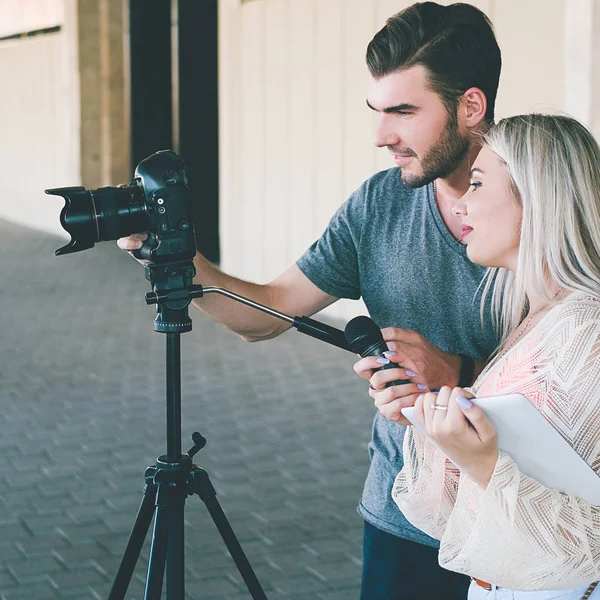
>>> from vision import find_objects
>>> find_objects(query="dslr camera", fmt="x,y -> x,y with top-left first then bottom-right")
46,150 -> 196,263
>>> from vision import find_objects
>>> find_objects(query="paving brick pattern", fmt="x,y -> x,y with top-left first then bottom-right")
0,220 -> 375,599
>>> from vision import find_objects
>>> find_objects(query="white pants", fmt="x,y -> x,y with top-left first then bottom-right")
468,581 -> 600,600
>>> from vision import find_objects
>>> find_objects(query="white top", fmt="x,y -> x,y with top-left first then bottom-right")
401,393 -> 600,504
392,293 -> 600,590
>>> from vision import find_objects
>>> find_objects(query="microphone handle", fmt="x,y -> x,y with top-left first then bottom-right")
293,316 -> 353,353
364,346 -> 409,387
380,361 -> 410,387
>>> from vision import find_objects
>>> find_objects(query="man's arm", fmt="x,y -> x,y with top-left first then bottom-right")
190,252 -> 338,342
117,233 -> 338,342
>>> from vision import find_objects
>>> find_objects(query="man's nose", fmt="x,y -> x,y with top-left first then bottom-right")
374,117 -> 400,148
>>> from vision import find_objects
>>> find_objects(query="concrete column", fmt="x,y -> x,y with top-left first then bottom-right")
78,0 -> 130,188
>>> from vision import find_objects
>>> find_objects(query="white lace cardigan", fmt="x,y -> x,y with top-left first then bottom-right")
392,293 -> 600,590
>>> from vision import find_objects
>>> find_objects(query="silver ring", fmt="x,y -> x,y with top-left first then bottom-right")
431,404 -> 448,411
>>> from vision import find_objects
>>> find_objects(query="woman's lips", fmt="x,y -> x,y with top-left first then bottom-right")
460,226 -> 474,240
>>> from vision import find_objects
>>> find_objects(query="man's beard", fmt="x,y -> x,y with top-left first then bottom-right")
400,112 -> 470,188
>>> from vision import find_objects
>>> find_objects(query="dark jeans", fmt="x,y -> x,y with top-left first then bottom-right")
361,521 -> 470,600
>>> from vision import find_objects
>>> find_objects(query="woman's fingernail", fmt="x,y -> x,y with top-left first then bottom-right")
376,357 -> 390,365
383,351 -> 396,357
405,369 -> 416,377
417,383 -> 427,390
456,396 -> 473,409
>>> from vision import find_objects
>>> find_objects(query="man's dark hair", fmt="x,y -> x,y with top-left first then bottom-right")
366,2 -> 502,122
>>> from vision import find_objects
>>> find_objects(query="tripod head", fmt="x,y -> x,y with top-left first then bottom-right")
144,259 -> 200,334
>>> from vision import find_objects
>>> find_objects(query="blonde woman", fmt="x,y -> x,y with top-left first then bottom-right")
355,114 -> 600,599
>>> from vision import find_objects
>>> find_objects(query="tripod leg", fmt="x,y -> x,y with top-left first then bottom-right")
144,500 -> 172,600
166,495 -> 186,599
109,480 -> 157,600
190,468 -> 269,600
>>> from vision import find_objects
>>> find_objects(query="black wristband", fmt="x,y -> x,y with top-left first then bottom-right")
458,354 -> 475,387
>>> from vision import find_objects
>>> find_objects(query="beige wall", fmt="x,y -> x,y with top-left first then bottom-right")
0,0 -> 64,38
0,0 -> 79,239
0,0 -> 129,239
218,0 -> 590,321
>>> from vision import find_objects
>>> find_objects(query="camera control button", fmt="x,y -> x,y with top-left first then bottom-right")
158,207 -> 166,214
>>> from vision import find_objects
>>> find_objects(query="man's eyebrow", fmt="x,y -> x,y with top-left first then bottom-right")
366,100 -> 420,113
469,168 -> 484,177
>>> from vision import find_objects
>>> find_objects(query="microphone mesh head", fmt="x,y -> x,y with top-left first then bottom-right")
344,315 -> 383,355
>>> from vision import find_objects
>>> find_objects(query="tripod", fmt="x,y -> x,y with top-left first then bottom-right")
107,258 -> 352,599
108,259 -> 268,600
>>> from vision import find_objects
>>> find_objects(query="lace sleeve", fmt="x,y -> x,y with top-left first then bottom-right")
393,426 -> 461,541
438,314 -> 600,590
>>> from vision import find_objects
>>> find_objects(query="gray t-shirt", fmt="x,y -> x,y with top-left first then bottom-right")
296,168 -> 500,547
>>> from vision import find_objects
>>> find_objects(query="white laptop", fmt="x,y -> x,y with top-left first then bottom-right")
401,394 -> 600,505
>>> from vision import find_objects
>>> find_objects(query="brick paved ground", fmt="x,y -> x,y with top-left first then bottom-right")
0,220 -> 375,599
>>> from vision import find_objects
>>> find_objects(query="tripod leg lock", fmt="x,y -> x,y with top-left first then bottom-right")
187,466 -> 217,501
144,466 -> 158,488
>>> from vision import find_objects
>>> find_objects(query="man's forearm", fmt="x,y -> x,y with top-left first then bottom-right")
190,253 -> 291,341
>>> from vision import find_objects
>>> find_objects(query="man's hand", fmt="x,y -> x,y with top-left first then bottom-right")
380,327 -> 462,390
117,232 -> 147,252
117,233 -> 151,265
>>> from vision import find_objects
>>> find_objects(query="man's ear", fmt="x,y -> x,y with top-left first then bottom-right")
460,87 -> 487,128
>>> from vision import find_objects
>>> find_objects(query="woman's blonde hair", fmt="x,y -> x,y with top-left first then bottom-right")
480,114 -> 600,344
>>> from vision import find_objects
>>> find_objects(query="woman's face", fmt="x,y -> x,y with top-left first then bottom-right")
454,145 -> 522,270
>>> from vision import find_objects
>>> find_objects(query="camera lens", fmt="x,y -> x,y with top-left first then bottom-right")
45,185 -> 148,256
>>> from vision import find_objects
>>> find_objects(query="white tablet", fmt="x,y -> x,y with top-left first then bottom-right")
401,394 -> 600,505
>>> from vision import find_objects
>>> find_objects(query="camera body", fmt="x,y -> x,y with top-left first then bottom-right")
131,150 -> 196,262
46,150 -> 197,263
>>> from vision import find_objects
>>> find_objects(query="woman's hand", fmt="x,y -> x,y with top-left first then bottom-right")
414,386 -> 499,486
354,352 -> 428,425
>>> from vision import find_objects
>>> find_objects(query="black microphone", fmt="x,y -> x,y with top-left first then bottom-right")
344,315 -> 409,387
